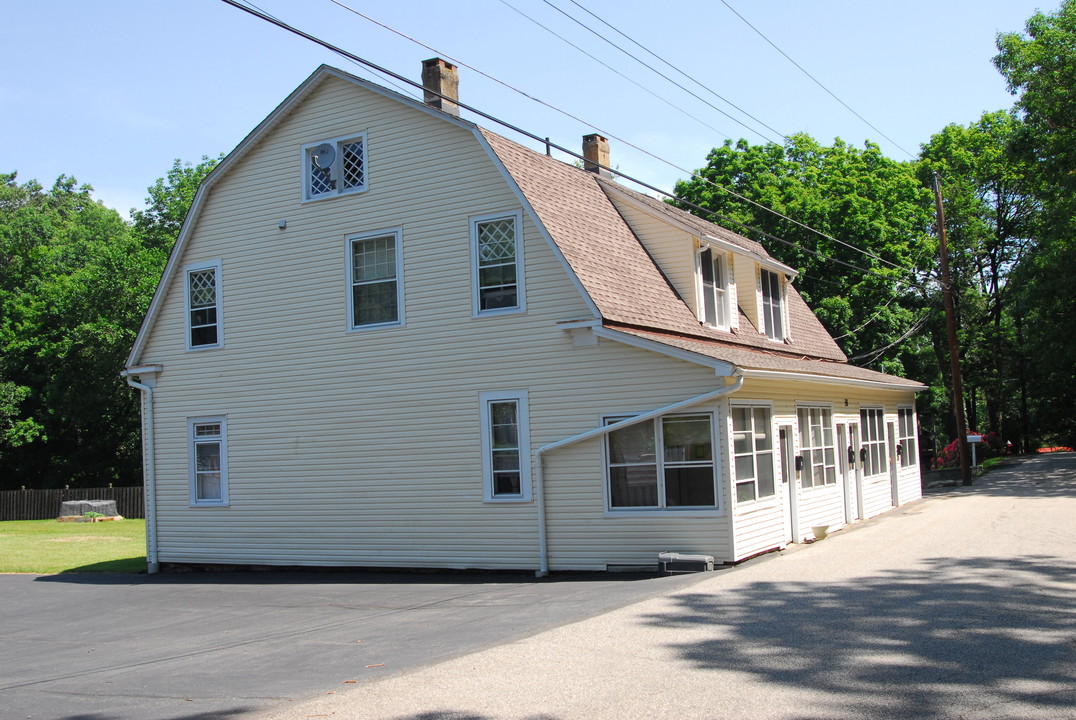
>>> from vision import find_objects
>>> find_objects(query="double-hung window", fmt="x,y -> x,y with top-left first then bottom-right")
348,229 -> 402,329
480,391 -> 531,502
860,407 -> 887,478
185,261 -> 222,350
189,417 -> 228,506
472,212 -> 523,315
760,269 -> 785,341
302,134 -> 367,201
698,248 -> 730,328
797,406 -> 836,488
605,414 -> 717,510
897,408 -> 917,467
731,405 -> 776,503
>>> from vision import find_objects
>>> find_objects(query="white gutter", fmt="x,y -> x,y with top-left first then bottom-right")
121,367 -> 161,574
737,367 -> 927,392
531,371 -> 744,577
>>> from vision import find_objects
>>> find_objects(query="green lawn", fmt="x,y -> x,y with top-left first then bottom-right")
0,519 -> 146,574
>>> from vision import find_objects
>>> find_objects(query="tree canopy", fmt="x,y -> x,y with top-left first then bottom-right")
0,156 -> 217,489
993,0 -> 1076,445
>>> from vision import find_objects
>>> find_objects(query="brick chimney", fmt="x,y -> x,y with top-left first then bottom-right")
582,134 -> 611,177
422,58 -> 459,116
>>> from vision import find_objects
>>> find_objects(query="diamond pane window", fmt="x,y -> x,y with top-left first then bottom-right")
350,232 -> 401,328
186,266 -> 220,348
309,156 -> 334,196
474,216 -> 520,312
341,140 -> 365,190
303,135 -> 367,200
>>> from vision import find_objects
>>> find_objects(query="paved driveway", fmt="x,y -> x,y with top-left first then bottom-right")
262,453 -> 1076,720
0,564 -> 711,720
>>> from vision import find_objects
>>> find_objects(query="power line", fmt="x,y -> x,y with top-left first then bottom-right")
221,0 -> 922,292
327,0 -> 919,283
537,0 -> 783,144
496,0 -> 734,143
564,0 -> 789,145
847,312 -> 931,364
235,0 -> 419,98
718,0 -> 915,160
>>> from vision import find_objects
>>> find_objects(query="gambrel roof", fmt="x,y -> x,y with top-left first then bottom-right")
479,129 -> 922,389
130,64 -> 922,390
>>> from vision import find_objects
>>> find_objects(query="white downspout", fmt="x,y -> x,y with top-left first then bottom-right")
531,371 -> 744,577
122,370 -> 159,574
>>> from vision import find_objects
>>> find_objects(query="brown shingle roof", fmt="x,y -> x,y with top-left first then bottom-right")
479,128 -> 919,388
606,326 -> 924,388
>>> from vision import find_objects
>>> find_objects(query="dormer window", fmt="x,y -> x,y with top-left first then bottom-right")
760,268 -> 785,341
302,134 -> 366,201
698,248 -> 729,328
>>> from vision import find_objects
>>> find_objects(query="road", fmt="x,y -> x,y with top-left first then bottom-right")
256,452 -> 1076,720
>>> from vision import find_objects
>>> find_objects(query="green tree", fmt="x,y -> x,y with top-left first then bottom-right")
0,173 -> 162,488
131,154 -> 221,251
995,0 -> 1076,446
918,111 -> 1036,443
673,134 -> 935,377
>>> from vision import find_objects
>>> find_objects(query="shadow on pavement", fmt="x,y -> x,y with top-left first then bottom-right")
385,710 -> 559,714
58,710 -> 254,720
643,554 -> 1076,718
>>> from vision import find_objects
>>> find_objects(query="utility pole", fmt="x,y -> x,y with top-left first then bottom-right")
932,173 -> 972,485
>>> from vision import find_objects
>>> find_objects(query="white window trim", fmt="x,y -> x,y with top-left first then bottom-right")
470,210 -> 525,317
479,390 -> 531,502
188,416 -> 229,507
301,132 -> 368,202
859,406 -> 889,481
345,228 -> 404,332
601,412 -> 723,517
184,259 -> 223,352
796,403 -> 838,490
897,406 -> 918,469
729,400 -> 779,507
697,246 -> 732,330
759,267 -> 787,343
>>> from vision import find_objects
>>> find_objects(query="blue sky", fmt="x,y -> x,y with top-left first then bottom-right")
1,0 -> 1046,218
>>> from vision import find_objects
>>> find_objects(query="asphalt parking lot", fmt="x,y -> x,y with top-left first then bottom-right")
0,566 -> 713,720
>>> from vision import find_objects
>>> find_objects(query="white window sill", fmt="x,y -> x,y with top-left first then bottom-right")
604,508 -> 724,519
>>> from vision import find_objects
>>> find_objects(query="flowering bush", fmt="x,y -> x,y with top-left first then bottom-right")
1036,446 -> 1074,454
930,430 -> 1006,470
931,438 -> 961,470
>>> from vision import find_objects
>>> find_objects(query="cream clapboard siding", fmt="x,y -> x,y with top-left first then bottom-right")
734,255 -> 761,331
136,76 -> 744,571
725,378 -> 922,560
602,196 -> 699,310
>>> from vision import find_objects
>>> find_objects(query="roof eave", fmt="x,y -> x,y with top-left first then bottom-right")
738,367 -> 926,392
592,326 -> 738,377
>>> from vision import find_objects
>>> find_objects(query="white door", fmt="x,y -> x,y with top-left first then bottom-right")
779,425 -> 797,543
887,421 -> 900,506
849,422 -> 864,520
838,423 -> 852,524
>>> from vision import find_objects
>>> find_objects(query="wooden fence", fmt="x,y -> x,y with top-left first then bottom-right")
0,486 -> 144,521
